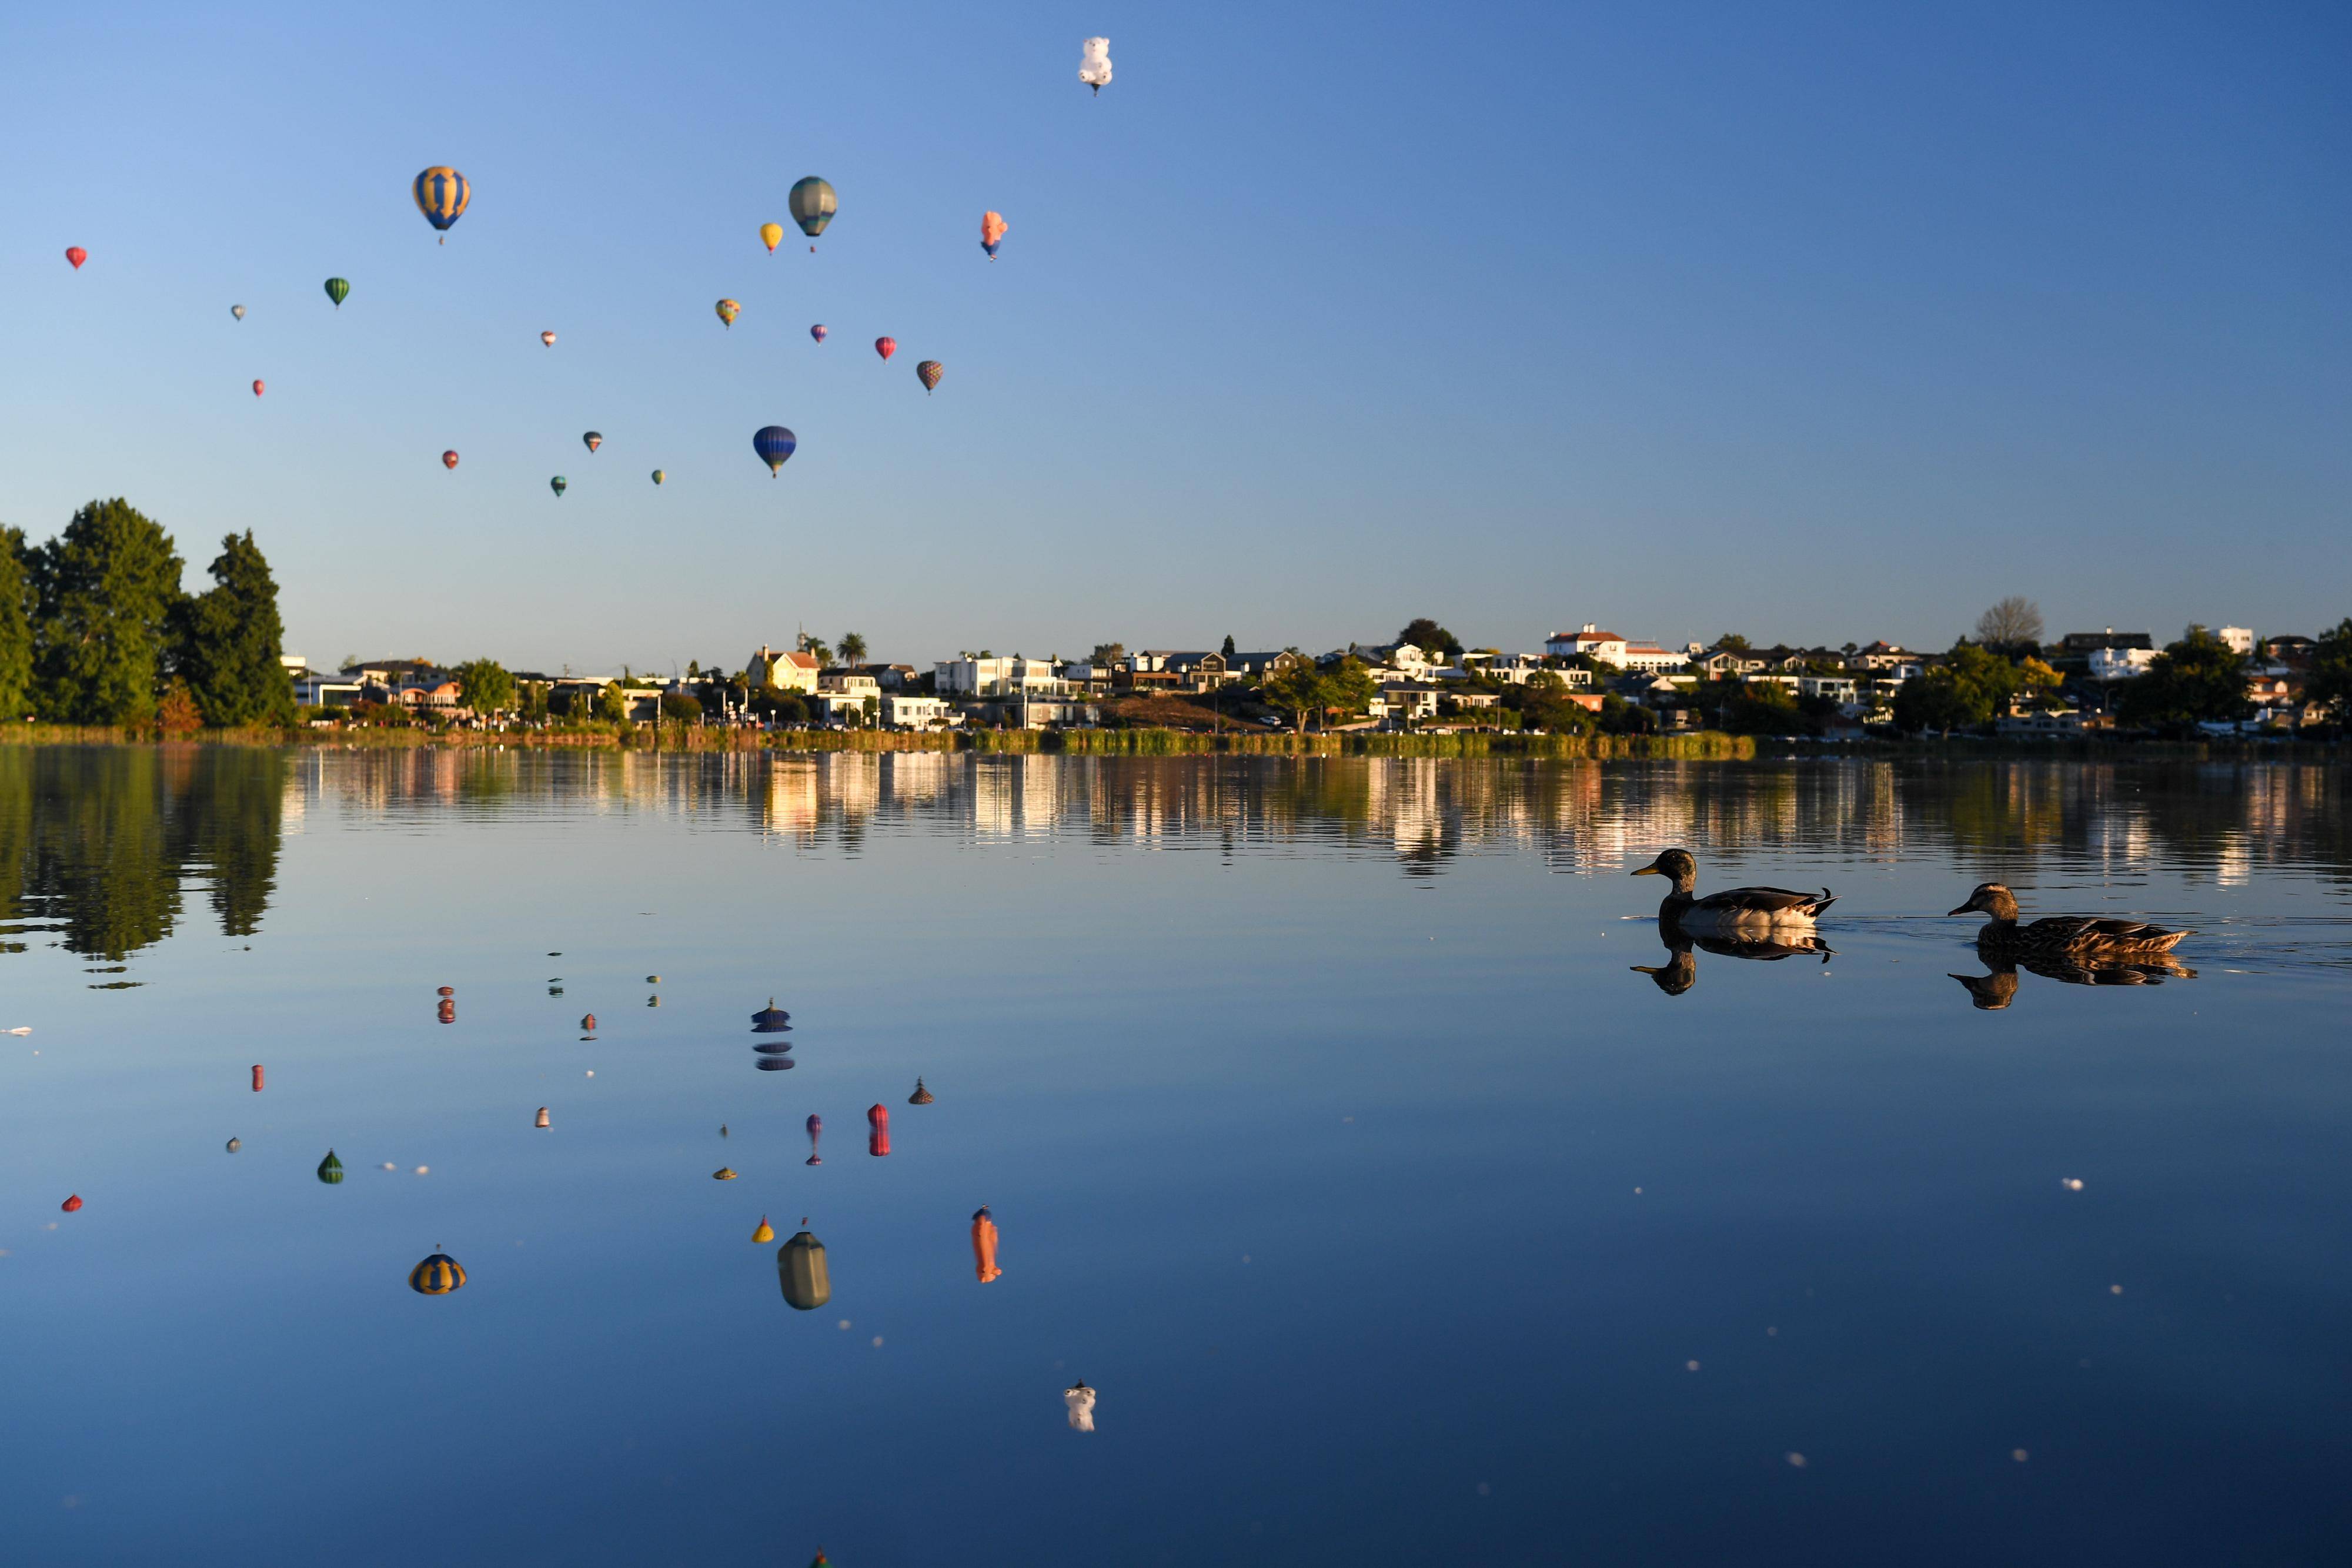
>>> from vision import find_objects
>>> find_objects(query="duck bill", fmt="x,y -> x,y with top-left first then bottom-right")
1631,865 -> 1663,877
1946,903 -> 1975,917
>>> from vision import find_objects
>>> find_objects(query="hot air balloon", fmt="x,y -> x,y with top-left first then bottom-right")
972,1206 -> 1002,1282
62,1194 -> 83,1213
714,1167 -> 739,1181
805,1114 -> 823,1165
226,1138 -> 242,1153
753,1041 -> 793,1056
753,426 -> 797,476
789,177 -> 837,248
715,298 -> 741,329
1080,36 -> 1113,94
874,336 -> 896,362
230,304 -> 246,320
442,450 -> 460,470
916,360 -> 943,394
318,1150 -> 345,1185
777,1225 -> 831,1310
1065,1382 -> 1097,1432
413,166 -> 470,243
535,1106 -> 550,1129
550,476 -> 567,498
867,1104 -> 889,1158
252,380 -> 266,397
907,1078 -> 934,1105
650,469 -> 665,486
752,999 -> 792,1032
540,330 -> 557,347
323,277 -> 349,308
980,211 -> 1008,260
809,324 -> 827,344
583,431 -> 602,453
755,1057 -> 796,1071
437,986 -> 455,998
65,247 -> 87,270
437,998 -> 456,1024
752,1215 -> 776,1244
580,1013 -> 596,1031
760,222 -> 784,254
252,1064 -> 265,1092
409,1251 -> 466,1295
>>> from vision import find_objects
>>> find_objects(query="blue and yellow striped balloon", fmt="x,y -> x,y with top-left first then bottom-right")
413,166 -> 470,242
409,1252 -> 466,1295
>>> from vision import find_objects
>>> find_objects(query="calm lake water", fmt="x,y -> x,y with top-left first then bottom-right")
5,746 -> 2350,1566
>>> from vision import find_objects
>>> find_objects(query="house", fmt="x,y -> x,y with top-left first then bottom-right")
343,657 -> 445,687
880,694 -> 951,729
2217,626 -> 2255,657
1379,681 -> 1442,721
1225,650 -> 1308,682
1847,640 -> 1913,671
2059,628 -> 2154,656
812,691 -> 878,725
1320,641 -> 1431,673
1161,651 -> 1240,690
817,671 -> 882,701
1692,648 -> 1763,677
748,646 -> 820,693
850,663 -> 919,690
1798,674 -> 1858,704
936,655 -> 1066,697
2087,646 -> 2159,681
1544,625 -> 1628,664
294,671 -> 365,707
1743,673 -> 1803,696
1996,710 -> 2087,737
965,697 -> 1097,730
1484,654 -> 1559,685
2260,634 -> 2314,666
1616,641 -> 1689,675
1442,690 -> 1502,711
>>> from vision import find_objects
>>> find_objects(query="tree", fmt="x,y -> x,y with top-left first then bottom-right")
156,679 -> 202,735
802,637 -> 833,668
1398,617 -> 1462,657
1263,661 -> 1326,734
1891,644 -> 2019,734
1090,641 -> 1125,667
519,681 -> 549,722
0,526 -> 30,719
1220,633 -> 1236,658
455,658 -> 517,718
658,693 -> 702,723
174,531 -> 295,728
28,499 -> 185,724
838,631 -> 868,666
1975,596 -> 2044,655
2116,626 -> 2252,730
593,683 -> 630,723
1512,671 -> 1594,734
1713,633 -> 1752,652
1322,656 -> 1377,720
2304,618 -> 2352,726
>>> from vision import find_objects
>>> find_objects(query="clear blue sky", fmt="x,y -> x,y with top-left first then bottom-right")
4,1 -> 2347,674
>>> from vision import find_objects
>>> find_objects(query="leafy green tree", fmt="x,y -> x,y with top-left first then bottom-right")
1263,661 -> 1325,733
1892,644 -> 2019,734
658,692 -> 701,723
174,531 -> 294,727
1090,641 -> 1125,666
455,658 -> 517,718
1712,633 -> 1752,652
1322,656 -> 1377,720
0,526 -> 31,719
838,631 -> 868,666
1398,617 -> 1462,658
594,683 -> 630,723
519,681 -> 549,721
2117,626 -> 2252,730
1512,671 -> 1595,734
803,637 -> 833,668
1221,633 -> 1237,658
28,499 -> 185,724
2303,618 -> 2352,726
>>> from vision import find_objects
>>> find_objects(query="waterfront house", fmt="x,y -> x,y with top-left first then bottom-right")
1545,625 -> 1628,664
749,646 -> 820,693
880,694 -> 951,730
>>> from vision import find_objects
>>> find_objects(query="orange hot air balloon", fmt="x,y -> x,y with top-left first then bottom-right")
65,246 -> 87,270
874,336 -> 896,362
535,1106 -> 550,1129
971,1205 -> 1002,1282
252,380 -> 265,397
751,1214 -> 776,1244
62,1194 -> 83,1213
980,210 -> 1008,260
437,998 -> 456,1024
442,450 -> 460,470
252,1064 -> 265,1092
760,222 -> 784,254
867,1104 -> 889,1157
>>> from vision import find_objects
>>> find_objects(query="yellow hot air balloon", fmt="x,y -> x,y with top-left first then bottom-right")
716,298 -> 741,329
752,1215 -> 776,1244
714,1166 -> 739,1181
760,222 -> 784,254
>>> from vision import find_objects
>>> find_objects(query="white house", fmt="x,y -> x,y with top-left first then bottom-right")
2217,626 -> 2255,657
1616,641 -> 1689,675
1545,625 -> 1627,664
1798,674 -> 1858,703
749,646 -> 820,693
2088,647 -> 2160,681
935,656 -> 1067,697
817,671 -> 881,701
880,694 -> 951,729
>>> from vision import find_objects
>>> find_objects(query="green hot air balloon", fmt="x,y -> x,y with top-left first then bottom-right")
323,277 -> 350,309
788,177 -> 837,246
316,1149 -> 345,1185
778,1226 -> 831,1310
650,469 -> 665,486
550,476 -> 567,498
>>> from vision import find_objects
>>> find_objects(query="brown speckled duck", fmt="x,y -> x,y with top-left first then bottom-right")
1947,882 -> 2188,957
1632,849 -> 1835,932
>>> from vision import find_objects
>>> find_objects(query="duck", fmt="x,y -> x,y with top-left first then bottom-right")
1950,949 -> 2197,1010
1631,848 -> 1836,932
1946,883 -> 2188,956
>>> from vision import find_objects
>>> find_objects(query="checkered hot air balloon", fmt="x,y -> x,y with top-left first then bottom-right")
409,1252 -> 466,1295
413,167 -> 470,243
916,360 -> 943,394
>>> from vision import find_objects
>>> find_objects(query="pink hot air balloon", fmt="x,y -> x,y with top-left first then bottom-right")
874,336 -> 896,362
65,246 -> 87,270
867,1104 -> 890,1158
252,1064 -> 265,1092
442,450 -> 460,470
806,1114 -> 824,1166
809,324 -> 827,344
251,379 -> 265,397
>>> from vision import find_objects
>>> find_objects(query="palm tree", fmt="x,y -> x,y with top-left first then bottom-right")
804,638 -> 833,668
838,631 -> 868,666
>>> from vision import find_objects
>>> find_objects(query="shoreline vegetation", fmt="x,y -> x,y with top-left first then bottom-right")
5,723 -> 2341,760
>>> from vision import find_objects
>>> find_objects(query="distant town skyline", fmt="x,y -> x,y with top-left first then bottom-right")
5,2 -> 2347,671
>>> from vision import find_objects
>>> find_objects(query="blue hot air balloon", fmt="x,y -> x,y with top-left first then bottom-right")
413,167 -> 470,243
753,426 -> 797,476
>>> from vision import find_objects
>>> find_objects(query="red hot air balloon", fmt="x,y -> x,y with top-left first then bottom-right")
65,247 -> 87,270
437,999 -> 456,1025
442,450 -> 460,470
867,1104 -> 890,1158
62,1194 -> 83,1213
252,380 -> 265,397
806,1114 -> 823,1166
874,337 -> 896,362
252,1064 -> 265,1092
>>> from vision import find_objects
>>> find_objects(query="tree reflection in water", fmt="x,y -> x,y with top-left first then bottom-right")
0,745 -> 286,965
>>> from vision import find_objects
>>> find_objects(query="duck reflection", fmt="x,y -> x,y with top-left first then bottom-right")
1950,951 -> 2197,1010
1631,920 -> 1832,996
